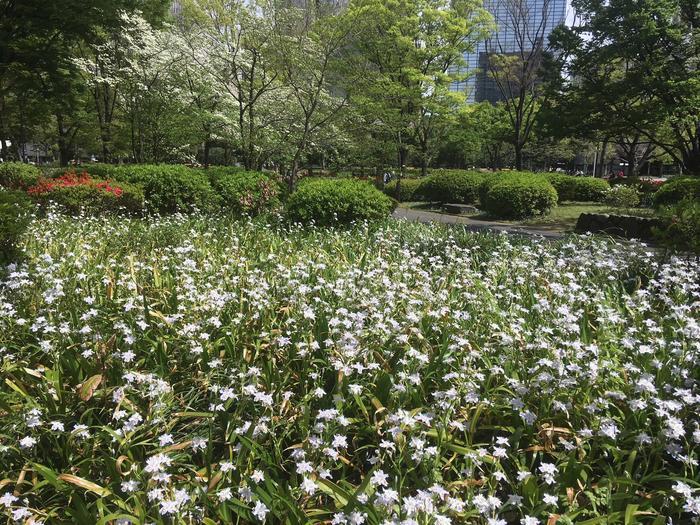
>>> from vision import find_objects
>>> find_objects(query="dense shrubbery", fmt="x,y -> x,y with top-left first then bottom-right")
110,165 -> 220,213
482,176 -> 558,218
0,162 -> 42,190
544,174 -> 609,202
603,185 -> 641,208
0,190 -> 34,262
653,177 -> 700,207
655,198 -> 700,254
287,178 -> 395,225
418,170 -> 483,204
208,168 -> 281,216
27,171 -> 144,214
383,178 -> 424,202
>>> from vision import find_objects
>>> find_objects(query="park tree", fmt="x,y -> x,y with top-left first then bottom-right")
345,0 -> 492,187
0,0 -> 169,164
483,0 -> 566,171
551,0 -> 700,175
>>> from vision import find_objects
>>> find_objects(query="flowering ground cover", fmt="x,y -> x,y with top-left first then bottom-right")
1,215 -> 699,524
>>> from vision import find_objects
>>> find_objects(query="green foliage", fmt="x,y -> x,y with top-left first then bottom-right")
418,170 -> 484,204
603,185 -> 641,208
655,199 -> 700,254
286,178 -> 395,225
544,174 -> 609,202
0,162 -> 42,190
0,190 -> 33,262
111,165 -> 220,213
383,178 -> 424,202
482,176 -> 558,218
207,168 -> 281,216
79,164 -> 125,180
653,177 -> 700,208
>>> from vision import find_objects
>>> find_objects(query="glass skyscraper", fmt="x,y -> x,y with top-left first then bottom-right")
452,0 -> 567,103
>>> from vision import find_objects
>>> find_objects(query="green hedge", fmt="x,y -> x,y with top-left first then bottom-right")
0,162 -> 42,190
481,176 -> 558,219
419,171 -> 484,204
653,177 -> 700,208
383,178 -> 424,202
287,178 -> 395,225
604,185 -> 640,208
207,168 -> 281,216
0,190 -> 34,262
109,165 -> 220,214
544,174 -> 609,202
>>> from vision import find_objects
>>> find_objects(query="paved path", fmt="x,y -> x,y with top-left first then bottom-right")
392,207 -> 566,239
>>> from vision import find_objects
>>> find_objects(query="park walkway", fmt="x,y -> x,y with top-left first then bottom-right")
392,207 -> 566,239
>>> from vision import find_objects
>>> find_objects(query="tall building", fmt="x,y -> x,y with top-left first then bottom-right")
452,0 -> 566,103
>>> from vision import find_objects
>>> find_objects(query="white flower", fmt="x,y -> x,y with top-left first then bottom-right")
251,470 -> 265,483
19,436 -> 36,449
543,493 -> 558,505
252,501 -> 269,522
0,492 -> 18,507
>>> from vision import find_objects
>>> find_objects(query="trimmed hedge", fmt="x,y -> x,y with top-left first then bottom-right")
28,172 -> 144,214
287,178 -> 395,225
0,190 -> 34,262
653,177 -> 700,208
419,171 -> 484,204
383,178 -> 424,202
0,162 -> 42,190
544,174 -> 609,202
207,168 -> 281,216
482,176 -> 558,219
109,165 -> 220,214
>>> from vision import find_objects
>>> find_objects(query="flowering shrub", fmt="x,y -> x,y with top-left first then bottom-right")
27,171 -> 144,214
0,216 -> 699,523
603,185 -> 641,208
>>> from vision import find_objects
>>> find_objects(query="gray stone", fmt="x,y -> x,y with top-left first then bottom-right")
575,212 -> 663,241
442,203 -> 479,215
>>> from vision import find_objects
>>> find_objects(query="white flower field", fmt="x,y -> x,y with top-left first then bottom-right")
1,215 -> 698,524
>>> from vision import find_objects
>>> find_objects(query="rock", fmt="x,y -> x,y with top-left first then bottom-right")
575,212 -> 663,241
443,203 -> 479,215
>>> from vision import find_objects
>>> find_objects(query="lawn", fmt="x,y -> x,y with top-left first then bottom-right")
1,215 -> 698,524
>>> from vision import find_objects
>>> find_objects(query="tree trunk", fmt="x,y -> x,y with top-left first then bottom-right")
514,144 -> 523,171
203,139 -> 211,168
598,139 -> 609,177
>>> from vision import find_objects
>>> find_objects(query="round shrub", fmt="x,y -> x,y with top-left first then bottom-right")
653,177 -> 700,208
603,185 -> 641,208
0,162 -> 42,190
482,177 -> 558,219
383,178 -> 424,202
208,168 -> 281,216
544,174 -> 609,202
0,189 -> 34,262
112,165 -> 220,214
28,171 -> 144,214
418,171 -> 483,204
286,178 -> 395,225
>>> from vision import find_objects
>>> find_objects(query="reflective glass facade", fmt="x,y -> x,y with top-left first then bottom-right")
452,0 -> 567,102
